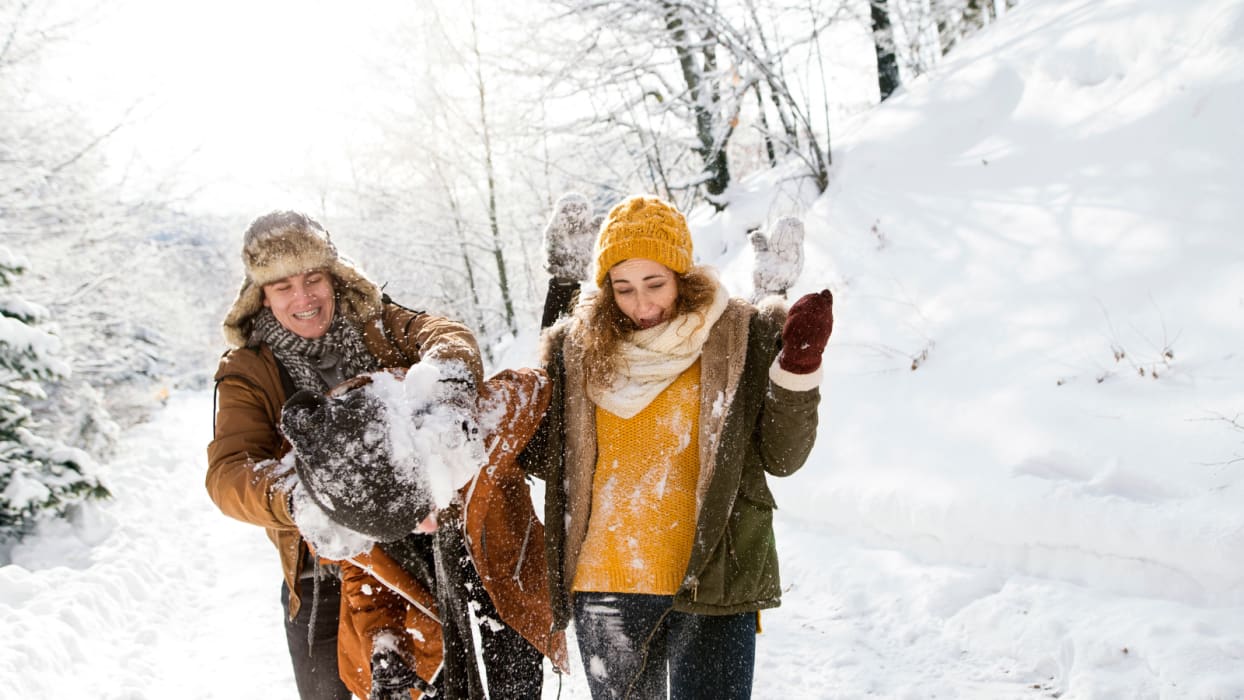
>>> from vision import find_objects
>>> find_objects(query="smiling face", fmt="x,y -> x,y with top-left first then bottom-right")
262,269 -> 335,339
608,258 -> 679,330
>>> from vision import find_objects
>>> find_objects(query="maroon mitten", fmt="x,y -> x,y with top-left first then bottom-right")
778,290 -> 834,374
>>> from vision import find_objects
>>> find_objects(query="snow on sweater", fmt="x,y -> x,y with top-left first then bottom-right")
572,360 -> 702,595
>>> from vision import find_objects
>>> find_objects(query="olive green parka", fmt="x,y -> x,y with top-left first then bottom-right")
521,295 -> 821,629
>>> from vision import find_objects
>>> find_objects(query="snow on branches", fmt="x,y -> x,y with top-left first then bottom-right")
0,248 -> 109,543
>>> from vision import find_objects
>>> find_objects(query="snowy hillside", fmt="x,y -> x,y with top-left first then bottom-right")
701,0 -> 1244,598
2,0 -> 1243,698
773,0 -> 1244,606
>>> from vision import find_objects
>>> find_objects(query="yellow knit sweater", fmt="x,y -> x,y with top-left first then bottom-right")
572,360 -> 702,595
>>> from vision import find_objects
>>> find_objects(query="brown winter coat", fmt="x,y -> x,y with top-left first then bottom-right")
206,302 -> 484,618
331,367 -> 569,699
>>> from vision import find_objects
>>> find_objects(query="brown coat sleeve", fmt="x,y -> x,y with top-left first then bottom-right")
465,367 -> 569,672
205,348 -> 297,530
364,303 -> 485,389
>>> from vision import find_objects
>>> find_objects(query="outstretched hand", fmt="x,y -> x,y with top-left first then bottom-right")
751,216 -> 805,299
778,289 -> 834,374
543,192 -> 599,282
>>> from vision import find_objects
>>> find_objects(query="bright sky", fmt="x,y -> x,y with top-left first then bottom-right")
47,0 -> 883,219
53,0 -> 406,215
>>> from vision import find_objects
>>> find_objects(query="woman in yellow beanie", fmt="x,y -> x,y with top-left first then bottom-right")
524,194 -> 834,699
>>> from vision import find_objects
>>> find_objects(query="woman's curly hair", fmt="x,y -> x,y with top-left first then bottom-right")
571,264 -> 718,390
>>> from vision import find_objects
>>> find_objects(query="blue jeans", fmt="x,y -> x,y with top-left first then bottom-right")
573,592 -> 757,700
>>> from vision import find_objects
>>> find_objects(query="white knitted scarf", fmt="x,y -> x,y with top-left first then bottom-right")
588,278 -> 728,419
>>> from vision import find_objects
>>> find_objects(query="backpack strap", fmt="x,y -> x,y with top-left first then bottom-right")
377,293 -> 428,368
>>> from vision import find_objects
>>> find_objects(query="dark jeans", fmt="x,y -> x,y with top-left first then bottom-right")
450,539 -> 542,696
573,592 -> 757,700
282,576 -> 351,700
281,551 -> 542,699
474,565 -> 545,698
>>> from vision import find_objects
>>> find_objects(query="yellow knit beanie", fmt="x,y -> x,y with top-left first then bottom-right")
594,196 -> 693,286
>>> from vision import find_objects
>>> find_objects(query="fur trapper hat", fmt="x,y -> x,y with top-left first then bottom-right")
221,210 -> 382,348
594,195 -> 693,286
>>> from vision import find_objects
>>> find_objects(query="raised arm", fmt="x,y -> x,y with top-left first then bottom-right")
756,290 -> 834,477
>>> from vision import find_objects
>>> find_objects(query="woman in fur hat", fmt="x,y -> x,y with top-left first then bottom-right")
206,210 -> 552,698
523,195 -> 834,699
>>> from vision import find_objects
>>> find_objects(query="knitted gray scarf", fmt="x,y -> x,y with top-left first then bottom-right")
249,308 -> 380,392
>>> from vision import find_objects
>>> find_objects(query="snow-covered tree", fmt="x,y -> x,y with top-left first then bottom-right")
3,0 -> 228,430
0,248 -> 109,542
520,0 -> 840,205
889,0 -> 1017,75
324,0 -> 553,354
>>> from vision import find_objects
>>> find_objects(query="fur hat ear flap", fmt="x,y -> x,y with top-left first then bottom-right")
325,256 -> 383,334
220,210 -> 382,347
222,280 -> 264,348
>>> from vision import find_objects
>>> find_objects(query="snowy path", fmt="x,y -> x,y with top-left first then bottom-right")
1,389 -> 1241,699
0,389 -> 293,698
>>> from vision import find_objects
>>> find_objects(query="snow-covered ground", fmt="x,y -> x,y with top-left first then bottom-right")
3,387 -> 1242,698
3,0 -> 1244,697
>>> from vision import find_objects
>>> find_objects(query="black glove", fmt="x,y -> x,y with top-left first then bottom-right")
281,386 -> 389,464
430,365 -> 481,448
280,382 -> 438,543
369,648 -> 437,699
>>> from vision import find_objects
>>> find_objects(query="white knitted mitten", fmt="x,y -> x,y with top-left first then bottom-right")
543,192 -> 597,282
750,216 -> 805,299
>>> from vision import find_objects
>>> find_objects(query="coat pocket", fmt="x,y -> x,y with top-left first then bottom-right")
692,475 -> 779,609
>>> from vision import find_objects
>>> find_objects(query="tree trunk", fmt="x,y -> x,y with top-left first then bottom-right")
663,3 -> 731,201
935,0 -> 958,55
872,0 -> 901,101
964,0 -> 988,34
743,0 -> 799,151
469,13 -> 516,335
752,82 -> 777,167
808,4 -> 833,177
439,171 -> 492,364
